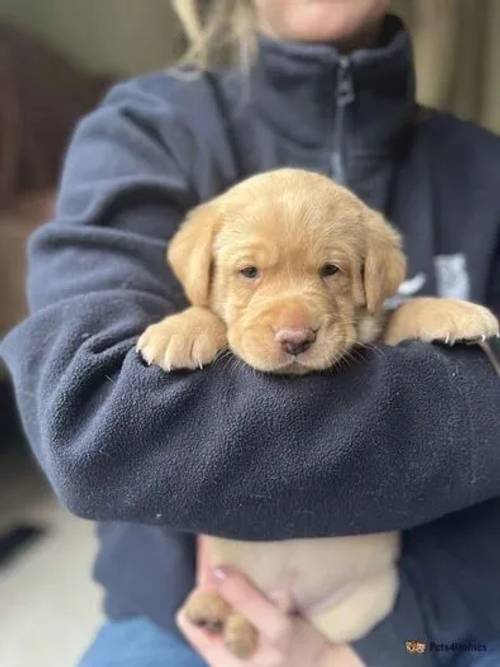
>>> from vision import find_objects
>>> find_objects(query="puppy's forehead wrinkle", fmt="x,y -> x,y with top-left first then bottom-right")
212,171 -> 370,273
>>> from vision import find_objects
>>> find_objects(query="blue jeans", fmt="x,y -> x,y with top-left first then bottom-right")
78,617 -> 207,667
78,618 -> 500,667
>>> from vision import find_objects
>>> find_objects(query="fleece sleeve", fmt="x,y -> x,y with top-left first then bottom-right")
1,79 -> 499,540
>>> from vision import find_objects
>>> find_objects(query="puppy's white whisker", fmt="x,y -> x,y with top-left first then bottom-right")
213,348 -> 231,365
357,342 -> 385,360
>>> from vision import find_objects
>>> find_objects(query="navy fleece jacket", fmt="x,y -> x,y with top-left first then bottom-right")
2,15 -> 500,667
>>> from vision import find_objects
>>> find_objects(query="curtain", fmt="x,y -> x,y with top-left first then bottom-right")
393,0 -> 500,133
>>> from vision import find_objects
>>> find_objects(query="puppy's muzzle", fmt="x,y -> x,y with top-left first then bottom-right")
274,327 -> 317,356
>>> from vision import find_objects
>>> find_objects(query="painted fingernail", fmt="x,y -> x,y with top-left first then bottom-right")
268,589 -> 281,601
213,567 -> 229,582
268,589 -> 293,611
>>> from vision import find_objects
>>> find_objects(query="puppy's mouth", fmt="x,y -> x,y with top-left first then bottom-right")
272,359 -> 320,375
228,325 -> 355,375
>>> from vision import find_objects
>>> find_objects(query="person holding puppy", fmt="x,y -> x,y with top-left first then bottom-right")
2,1 -> 500,666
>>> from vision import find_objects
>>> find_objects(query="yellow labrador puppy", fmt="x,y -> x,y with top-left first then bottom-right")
138,168 -> 498,658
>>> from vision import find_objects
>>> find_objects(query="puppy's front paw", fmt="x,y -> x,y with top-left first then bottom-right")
183,590 -> 231,634
223,613 -> 258,660
182,591 -> 258,660
137,306 -> 227,371
384,297 -> 499,346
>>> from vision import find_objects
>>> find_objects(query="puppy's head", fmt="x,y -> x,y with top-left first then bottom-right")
168,169 -> 406,373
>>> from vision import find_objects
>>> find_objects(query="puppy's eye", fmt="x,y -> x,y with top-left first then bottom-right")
239,266 -> 259,279
320,263 -> 340,278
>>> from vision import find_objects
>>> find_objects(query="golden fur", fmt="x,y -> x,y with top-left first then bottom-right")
138,168 -> 498,659
140,169 -> 407,373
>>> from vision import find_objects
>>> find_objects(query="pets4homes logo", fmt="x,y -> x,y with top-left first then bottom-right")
406,641 -> 427,654
405,640 -> 487,655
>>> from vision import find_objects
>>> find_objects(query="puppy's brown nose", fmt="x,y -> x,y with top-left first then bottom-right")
275,328 -> 316,356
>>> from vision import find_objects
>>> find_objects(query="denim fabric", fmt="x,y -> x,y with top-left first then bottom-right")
78,618 -> 207,667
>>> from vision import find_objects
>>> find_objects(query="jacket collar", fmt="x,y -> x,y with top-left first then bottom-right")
249,14 -> 416,154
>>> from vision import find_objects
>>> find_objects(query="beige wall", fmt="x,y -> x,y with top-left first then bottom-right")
393,0 -> 500,134
0,0 -> 181,75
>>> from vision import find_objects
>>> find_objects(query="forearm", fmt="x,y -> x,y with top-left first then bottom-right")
3,290 -> 499,536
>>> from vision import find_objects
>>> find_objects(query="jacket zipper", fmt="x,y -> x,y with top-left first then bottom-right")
331,56 -> 355,186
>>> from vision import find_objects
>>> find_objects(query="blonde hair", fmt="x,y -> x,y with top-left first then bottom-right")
171,0 -> 258,70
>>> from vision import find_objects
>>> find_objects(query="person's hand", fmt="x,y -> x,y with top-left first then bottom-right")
177,567 -> 365,667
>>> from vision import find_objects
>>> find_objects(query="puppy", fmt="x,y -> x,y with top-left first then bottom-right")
138,168 -> 498,659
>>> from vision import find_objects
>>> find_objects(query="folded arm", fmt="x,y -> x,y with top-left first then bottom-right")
2,79 -> 499,540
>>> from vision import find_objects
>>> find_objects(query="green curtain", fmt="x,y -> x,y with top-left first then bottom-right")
0,0 -> 181,76
393,0 -> 500,133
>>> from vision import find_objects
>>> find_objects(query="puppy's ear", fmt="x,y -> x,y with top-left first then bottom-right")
363,211 -> 406,314
167,201 -> 222,307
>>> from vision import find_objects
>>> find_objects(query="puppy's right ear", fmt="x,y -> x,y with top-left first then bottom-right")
363,211 -> 407,314
167,201 -> 222,307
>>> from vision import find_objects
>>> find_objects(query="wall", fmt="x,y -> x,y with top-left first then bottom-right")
0,0 -> 181,75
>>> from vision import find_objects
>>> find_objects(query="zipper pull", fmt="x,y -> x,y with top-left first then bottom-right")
336,56 -> 355,107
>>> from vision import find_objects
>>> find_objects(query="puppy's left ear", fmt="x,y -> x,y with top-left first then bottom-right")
363,211 -> 406,314
167,201 -> 222,307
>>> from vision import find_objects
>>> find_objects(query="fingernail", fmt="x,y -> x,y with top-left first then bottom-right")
213,566 -> 229,582
268,589 -> 284,602
268,589 -> 293,612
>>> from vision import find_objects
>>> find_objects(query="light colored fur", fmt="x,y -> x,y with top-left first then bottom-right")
209,533 -> 400,643
137,168 -> 498,657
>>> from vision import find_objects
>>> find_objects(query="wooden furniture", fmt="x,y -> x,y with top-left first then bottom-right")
0,192 -> 54,335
